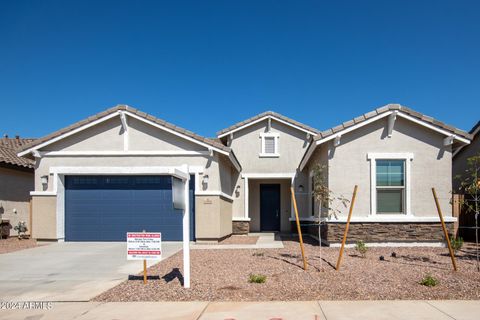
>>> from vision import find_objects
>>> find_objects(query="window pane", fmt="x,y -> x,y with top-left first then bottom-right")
376,160 -> 404,186
264,137 -> 275,154
377,189 -> 403,213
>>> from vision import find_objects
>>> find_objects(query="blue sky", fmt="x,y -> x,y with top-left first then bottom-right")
1,0 -> 479,139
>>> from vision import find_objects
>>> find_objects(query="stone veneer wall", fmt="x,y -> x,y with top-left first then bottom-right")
232,221 -> 249,234
291,222 -> 454,244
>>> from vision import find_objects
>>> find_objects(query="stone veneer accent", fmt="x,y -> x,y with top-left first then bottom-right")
291,222 -> 454,244
232,221 -> 250,235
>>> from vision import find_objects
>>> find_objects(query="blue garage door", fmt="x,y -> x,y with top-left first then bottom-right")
65,175 -> 195,241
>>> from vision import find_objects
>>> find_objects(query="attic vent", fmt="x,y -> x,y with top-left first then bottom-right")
264,136 -> 276,154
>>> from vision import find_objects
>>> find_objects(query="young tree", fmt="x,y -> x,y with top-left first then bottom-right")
311,163 -> 350,268
456,154 -> 480,271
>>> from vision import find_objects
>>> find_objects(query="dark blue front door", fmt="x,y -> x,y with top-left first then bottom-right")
260,184 -> 281,231
65,175 -> 195,241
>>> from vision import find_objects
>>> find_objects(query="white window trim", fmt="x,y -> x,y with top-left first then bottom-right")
259,132 -> 280,157
367,153 -> 414,217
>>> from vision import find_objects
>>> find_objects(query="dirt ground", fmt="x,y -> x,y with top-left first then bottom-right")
94,237 -> 480,301
0,237 -> 41,254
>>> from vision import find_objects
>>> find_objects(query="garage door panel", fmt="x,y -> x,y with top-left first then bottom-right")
65,175 -> 194,241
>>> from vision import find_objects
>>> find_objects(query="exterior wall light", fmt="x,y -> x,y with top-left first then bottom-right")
298,185 -> 304,193
202,175 -> 209,188
235,185 -> 241,197
41,175 -> 49,186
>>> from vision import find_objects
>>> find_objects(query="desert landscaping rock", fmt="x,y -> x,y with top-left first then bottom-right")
94,237 -> 480,302
0,237 -> 42,254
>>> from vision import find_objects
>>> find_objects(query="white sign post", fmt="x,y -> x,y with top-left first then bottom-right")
127,232 -> 162,284
182,165 -> 190,288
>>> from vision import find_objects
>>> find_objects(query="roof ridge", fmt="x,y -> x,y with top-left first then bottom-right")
314,103 -> 472,141
216,110 -> 320,136
18,105 -> 232,154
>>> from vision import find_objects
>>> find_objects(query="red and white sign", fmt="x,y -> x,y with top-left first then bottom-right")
127,232 -> 162,260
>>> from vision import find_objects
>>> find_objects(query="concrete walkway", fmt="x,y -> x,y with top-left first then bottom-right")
192,233 -> 284,250
0,300 -> 479,320
0,242 -> 182,302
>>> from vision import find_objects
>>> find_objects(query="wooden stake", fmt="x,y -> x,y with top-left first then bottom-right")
336,185 -> 358,271
291,187 -> 307,271
432,187 -> 458,271
143,259 -> 147,284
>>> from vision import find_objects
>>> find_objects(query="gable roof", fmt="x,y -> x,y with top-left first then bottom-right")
300,104 -> 472,170
453,120 -> 480,157
216,111 -> 320,138
0,138 -> 36,169
17,105 -> 241,171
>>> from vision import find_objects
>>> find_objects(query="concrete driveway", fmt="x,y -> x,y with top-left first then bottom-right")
0,242 -> 182,302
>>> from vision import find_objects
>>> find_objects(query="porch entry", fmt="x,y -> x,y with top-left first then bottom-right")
260,184 -> 281,231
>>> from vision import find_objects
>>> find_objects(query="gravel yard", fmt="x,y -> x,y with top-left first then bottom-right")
219,235 -> 259,245
94,237 -> 480,301
0,237 -> 42,254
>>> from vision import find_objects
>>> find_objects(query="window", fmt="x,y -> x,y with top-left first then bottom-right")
259,132 -> 279,157
376,160 -> 405,214
310,175 -> 315,216
368,153 -> 413,217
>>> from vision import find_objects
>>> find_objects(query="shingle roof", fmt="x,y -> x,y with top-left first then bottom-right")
314,104 -> 472,141
18,105 -> 232,154
0,138 -> 35,169
216,111 -> 320,137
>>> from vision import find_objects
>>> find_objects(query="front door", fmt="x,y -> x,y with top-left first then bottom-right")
260,184 -> 281,231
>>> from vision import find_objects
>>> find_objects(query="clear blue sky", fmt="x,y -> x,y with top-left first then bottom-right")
1,0 -> 479,139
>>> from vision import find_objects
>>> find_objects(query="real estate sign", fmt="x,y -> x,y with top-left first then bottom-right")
127,232 -> 162,260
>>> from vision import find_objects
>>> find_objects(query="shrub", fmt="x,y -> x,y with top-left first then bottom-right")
355,240 -> 368,258
249,274 -> 267,284
450,236 -> 464,254
420,274 -> 439,287
252,252 -> 264,257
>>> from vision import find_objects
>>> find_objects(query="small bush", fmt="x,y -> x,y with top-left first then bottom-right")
450,236 -> 464,254
355,240 -> 368,258
420,274 -> 439,287
252,252 -> 264,257
249,274 -> 267,284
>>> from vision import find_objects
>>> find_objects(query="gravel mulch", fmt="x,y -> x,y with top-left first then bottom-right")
0,237 -> 42,254
94,237 -> 480,301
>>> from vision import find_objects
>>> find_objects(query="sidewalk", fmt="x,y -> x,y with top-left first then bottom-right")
1,300 -> 479,320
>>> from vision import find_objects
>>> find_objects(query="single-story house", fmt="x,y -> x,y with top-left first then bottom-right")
1,136 -> 35,236
18,104 -> 472,244
452,120 -> 479,240
453,120 -> 479,191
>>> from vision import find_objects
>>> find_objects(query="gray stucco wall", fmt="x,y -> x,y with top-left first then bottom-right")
453,133 -> 479,192
227,118 -> 311,220
0,167 -> 33,236
323,117 -> 452,218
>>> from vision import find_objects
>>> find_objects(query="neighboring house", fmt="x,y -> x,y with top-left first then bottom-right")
0,136 -> 35,236
18,104 -> 472,244
453,120 -> 480,191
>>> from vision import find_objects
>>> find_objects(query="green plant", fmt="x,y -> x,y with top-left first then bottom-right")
355,240 -> 368,258
248,274 -> 267,284
450,236 -> 464,254
420,274 -> 439,287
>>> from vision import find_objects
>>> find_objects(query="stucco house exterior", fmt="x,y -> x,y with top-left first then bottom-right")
18,104 -> 472,244
453,120 -> 479,191
1,136 -> 35,236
